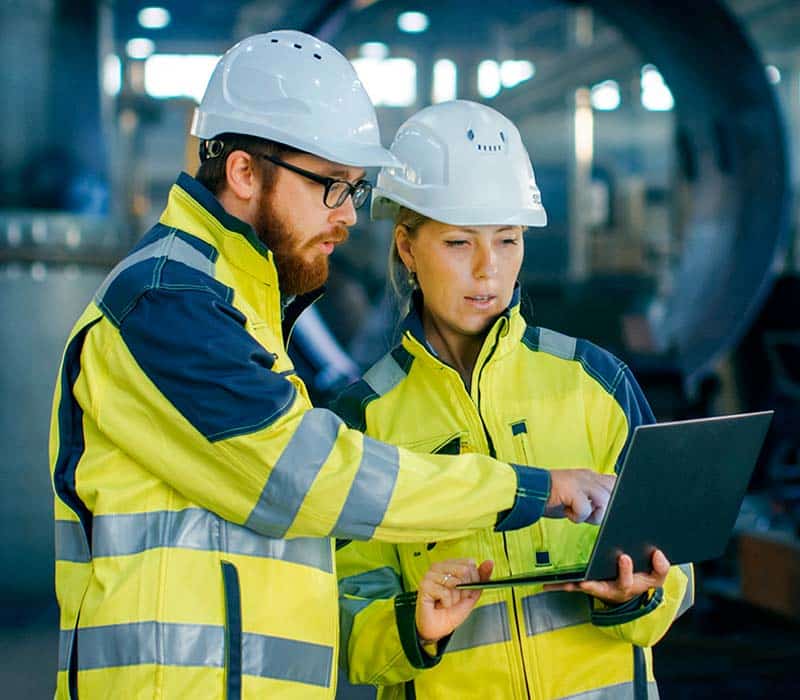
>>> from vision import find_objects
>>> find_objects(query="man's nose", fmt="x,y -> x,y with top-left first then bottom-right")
331,195 -> 357,228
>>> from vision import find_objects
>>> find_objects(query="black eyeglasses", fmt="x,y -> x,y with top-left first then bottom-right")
260,153 -> 372,210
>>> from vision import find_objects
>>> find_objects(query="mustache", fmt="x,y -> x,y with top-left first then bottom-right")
307,225 -> 350,248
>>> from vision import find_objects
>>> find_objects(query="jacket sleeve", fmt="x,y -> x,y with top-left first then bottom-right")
586,362 -> 695,645
591,563 -> 694,646
337,540 -> 445,686
81,286 -> 549,542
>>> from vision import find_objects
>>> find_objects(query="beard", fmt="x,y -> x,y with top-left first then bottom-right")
254,193 -> 349,297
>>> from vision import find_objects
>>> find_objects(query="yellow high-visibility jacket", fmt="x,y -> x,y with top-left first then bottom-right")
49,174 -> 553,699
334,293 -> 695,700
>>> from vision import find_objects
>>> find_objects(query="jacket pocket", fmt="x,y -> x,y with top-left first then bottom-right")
399,432 -> 462,455
509,419 -> 531,465
221,561 -> 242,700
508,419 -> 551,562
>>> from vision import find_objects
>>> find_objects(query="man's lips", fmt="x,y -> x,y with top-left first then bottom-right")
313,226 -> 349,255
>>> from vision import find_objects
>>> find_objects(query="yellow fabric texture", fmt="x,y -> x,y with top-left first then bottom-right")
335,305 -> 694,700
49,174 -> 537,699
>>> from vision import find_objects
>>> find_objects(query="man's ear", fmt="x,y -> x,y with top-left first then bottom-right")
395,224 -> 416,273
225,150 -> 258,201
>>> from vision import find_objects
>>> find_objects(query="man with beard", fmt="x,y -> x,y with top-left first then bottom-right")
49,31 -> 614,699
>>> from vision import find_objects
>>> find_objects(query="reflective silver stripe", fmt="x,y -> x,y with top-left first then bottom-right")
55,519 -> 90,563
676,563 -> 694,618
339,566 -> 403,599
63,621 -> 224,670
243,631 -> 333,687
90,508 -> 331,572
61,622 -> 333,687
559,681 -> 659,700
449,601 -> 511,652
362,353 -> 406,396
166,235 -> 215,275
561,682 -> 635,700
521,590 -> 591,637
331,437 -> 399,539
538,328 -> 577,361
58,628 -> 75,675
95,233 -> 214,308
245,408 -> 343,538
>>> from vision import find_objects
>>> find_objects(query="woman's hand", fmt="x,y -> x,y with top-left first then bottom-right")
415,558 -> 494,645
544,549 -> 670,605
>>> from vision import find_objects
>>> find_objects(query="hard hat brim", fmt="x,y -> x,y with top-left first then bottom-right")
192,110 -> 400,169
371,192 -> 547,228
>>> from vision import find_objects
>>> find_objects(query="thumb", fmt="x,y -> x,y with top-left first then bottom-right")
566,492 -> 592,523
478,560 -> 494,582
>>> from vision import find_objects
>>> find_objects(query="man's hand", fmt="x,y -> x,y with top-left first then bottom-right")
415,558 -> 494,645
544,549 -> 670,605
545,469 -> 616,524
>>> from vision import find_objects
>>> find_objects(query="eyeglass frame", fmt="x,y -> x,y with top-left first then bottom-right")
258,153 -> 372,210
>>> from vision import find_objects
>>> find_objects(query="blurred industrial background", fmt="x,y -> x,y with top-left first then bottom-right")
2,0 -> 800,697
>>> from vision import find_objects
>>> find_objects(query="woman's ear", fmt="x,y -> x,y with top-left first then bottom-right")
394,224 -> 416,273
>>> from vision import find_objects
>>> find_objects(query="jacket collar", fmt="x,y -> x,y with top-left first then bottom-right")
161,173 -> 324,342
400,284 -> 527,366
161,173 -> 274,284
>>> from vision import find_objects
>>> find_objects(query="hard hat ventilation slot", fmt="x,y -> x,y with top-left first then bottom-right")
294,43 -> 302,49
314,53 -> 322,60
467,129 -> 475,141
270,39 -> 278,43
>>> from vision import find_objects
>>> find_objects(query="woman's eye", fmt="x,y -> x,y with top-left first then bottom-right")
445,240 -> 468,247
503,238 -> 520,245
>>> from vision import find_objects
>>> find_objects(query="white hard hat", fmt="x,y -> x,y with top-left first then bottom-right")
191,30 -> 399,168
372,100 -> 546,226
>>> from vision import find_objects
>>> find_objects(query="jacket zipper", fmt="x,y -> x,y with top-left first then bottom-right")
473,329 -> 533,700
501,534 -> 533,700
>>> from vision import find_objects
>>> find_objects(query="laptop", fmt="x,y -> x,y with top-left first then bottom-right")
459,411 -> 773,589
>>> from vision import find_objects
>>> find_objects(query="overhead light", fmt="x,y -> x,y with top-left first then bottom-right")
574,88 -> 594,165
144,54 -> 220,102
397,11 -> 429,33
432,58 -> 457,103
500,60 -> 535,89
359,42 -> 389,60
765,64 -> 781,85
640,65 -> 674,111
478,60 -> 501,99
138,7 -> 171,29
126,37 -> 155,60
351,57 -> 417,107
590,80 -> 620,110
102,54 -> 122,96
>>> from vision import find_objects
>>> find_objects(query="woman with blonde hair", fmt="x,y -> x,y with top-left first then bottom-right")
334,100 -> 693,699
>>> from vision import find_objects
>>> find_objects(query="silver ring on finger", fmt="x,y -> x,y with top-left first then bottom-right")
441,573 -> 453,585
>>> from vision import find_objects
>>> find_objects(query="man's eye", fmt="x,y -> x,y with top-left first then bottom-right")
503,238 -> 520,245
445,240 -> 468,247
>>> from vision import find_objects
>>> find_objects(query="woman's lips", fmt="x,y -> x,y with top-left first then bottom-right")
464,294 -> 497,309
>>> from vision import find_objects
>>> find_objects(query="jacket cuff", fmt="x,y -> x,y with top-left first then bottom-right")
494,464 -> 551,532
591,587 -> 664,627
394,591 -> 452,669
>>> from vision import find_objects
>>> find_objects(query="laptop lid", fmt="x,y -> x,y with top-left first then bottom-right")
460,411 -> 773,589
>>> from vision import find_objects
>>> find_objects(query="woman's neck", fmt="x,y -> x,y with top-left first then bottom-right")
421,307 -> 488,391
